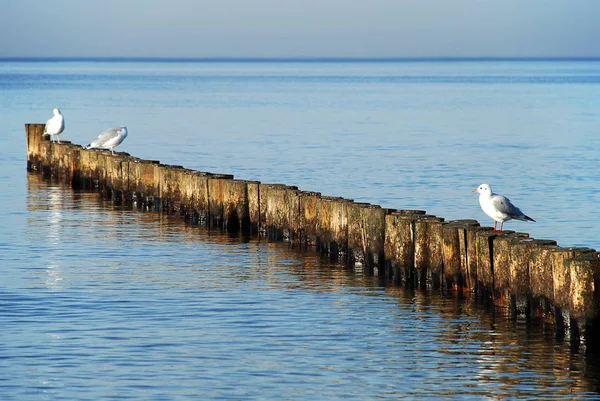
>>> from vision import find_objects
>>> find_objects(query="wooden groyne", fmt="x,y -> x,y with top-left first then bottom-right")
25,124 -> 600,347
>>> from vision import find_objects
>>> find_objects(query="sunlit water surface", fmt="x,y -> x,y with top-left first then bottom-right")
1,59 -> 599,399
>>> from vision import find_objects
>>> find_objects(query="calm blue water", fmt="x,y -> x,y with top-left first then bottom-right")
1,59 -> 600,400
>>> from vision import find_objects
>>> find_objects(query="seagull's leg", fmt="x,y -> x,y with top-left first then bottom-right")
57,136 -> 61,144
499,221 -> 504,232
493,221 -> 497,232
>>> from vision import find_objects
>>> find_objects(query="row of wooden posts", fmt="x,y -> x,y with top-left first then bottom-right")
25,123 -> 600,345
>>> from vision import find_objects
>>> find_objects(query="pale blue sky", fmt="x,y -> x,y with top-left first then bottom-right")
2,0 -> 599,58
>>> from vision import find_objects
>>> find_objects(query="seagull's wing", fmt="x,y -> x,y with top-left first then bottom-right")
491,194 -> 524,218
88,127 -> 121,148
43,116 -> 54,135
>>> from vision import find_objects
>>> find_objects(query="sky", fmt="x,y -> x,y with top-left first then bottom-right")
1,0 -> 599,58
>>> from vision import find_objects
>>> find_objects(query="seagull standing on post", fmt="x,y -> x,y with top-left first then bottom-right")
473,183 -> 535,232
43,108 -> 65,143
86,126 -> 128,155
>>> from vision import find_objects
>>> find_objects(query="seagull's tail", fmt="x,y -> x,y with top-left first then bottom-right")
522,214 -> 535,222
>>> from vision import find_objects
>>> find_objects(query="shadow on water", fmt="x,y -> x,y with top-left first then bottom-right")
24,172 -> 600,398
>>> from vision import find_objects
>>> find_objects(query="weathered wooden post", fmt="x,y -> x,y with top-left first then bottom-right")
492,232 -> 529,309
25,123 -> 46,171
457,220 -> 480,294
464,226 -> 494,294
126,159 -> 160,210
75,147 -> 100,191
93,152 -> 113,199
552,247 -> 596,336
222,179 -> 260,233
259,183 -> 290,238
153,164 -> 168,213
70,147 -> 86,190
155,164 -> 185,215
262,184 -> 300,242
414,215 -> 445,288
441,219 -> 480,293
529,244 -> 560,319
207,173 -> 235,228
441,221 -> 461,292
384,210 -> 426,285
565,253 -> 600,346
347,202 -> 368,271
103,152 -> 132,205
282,186 -> 301,243
347,202 -> 387,275
475,230 -> 497,301
222,178 -> 245,232
189,171 -> 212,225
508,238 -> 557,315
48,142 -> 79,185
179,169 -> 202,223
298,191 -> 321,248
384,211 -> 404,285
207,173 -> 227,226
316,196 -> 350,262
316,196 -> 333,255
247,180 -> 260,234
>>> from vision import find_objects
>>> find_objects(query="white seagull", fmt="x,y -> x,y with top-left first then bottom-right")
472,183 -> 535,232
43,108 -> 65,143
86,126 -> 128,155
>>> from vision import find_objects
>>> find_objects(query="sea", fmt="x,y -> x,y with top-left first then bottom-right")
0,58 -> 599,400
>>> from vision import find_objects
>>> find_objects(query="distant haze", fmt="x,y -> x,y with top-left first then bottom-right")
2,0 -> 599,58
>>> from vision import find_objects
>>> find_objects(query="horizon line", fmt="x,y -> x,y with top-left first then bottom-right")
2,56 -> 600,63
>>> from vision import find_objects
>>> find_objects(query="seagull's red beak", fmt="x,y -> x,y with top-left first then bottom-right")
472,188 -> 478,193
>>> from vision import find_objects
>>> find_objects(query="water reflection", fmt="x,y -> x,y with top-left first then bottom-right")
19,173 -> 600,400
26,175 -> 67,290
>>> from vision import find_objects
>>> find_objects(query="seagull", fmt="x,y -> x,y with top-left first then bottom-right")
86,126 -> 128,155
472,183 -> 535,232
43,108 -> 65,143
